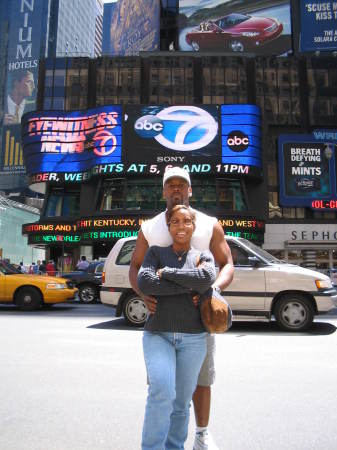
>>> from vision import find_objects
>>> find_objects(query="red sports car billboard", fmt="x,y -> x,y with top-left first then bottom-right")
179,0 -> 292,55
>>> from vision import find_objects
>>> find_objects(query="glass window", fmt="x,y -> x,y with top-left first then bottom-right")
116,240 -> 137,265
227,242 -> 250,266
44,189 -> 80,217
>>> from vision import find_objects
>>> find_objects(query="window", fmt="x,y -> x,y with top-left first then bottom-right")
227,242 -> 250,266
116,240 -> 137,265
44,189 -> 80,217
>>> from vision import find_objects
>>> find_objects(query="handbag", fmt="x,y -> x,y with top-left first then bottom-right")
200,289 -> 232,334
195,254 -> 232,333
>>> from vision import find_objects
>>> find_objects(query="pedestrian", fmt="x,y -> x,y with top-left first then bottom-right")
129,166 -> 234,450
76,255 -> 89,270
137,204 -> 217,450
39,260 -> 47,274
46,260 -> 56,276
19,261 -> 28,273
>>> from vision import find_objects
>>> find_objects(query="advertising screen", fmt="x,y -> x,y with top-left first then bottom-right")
178,0 -> 292,55
300,1 -> 337,52
0,0 -> 44,186
220,104 -> 262,178
123,105 -> 220,174
278,131 -> 337,209
102,0 -> 160,56
21,106 -> 122,184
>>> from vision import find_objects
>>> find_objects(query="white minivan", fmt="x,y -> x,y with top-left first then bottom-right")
100,236 -> 337,331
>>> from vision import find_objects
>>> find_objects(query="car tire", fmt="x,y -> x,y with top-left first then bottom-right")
15,287 -> 42,311
78,284 -> 97,303
191,41 -> 200,51
123,294 -> 148,327
229,40 -> 245,52
274,294 -> 314,331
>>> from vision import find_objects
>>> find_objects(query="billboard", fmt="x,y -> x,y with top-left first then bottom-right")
220,104 -> 262,177
102,0 -> 160,56
278,131 -> 337,210
178,0 -> 292,55
299,1 -> 337,52
23,214 -> 265,245
21,106 -> 123,184
0,0 -> 43,185
21,104 -> 262,185
124,105 -> 220,174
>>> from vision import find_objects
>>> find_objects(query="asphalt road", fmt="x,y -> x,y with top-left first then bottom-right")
0,303 -> 337,450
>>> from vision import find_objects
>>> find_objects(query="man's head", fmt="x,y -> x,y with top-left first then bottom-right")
162,167 -> 192,209
11,70 -> 35,100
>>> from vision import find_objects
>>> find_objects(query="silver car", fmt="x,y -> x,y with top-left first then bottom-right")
100,237 -> 337,332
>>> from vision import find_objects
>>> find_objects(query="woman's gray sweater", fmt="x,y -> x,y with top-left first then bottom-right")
137,245 -> 216,333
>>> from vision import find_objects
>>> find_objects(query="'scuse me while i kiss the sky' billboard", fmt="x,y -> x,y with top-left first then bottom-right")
300,1 -> 337,52
178,0 -> 292,55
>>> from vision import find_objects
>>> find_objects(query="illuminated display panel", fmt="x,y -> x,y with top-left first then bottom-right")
21,104 -> 263,184
124,105 -> 220,173
21,106 -> 122,180
24,215 -> 265,245
220,105 -> 262,178
278,131 -> 337,209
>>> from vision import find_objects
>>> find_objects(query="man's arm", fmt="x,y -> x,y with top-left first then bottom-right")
209,222 -> 234,291
129,230 -> 157,313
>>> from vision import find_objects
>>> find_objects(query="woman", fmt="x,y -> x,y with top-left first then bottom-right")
137,205 -> 216,450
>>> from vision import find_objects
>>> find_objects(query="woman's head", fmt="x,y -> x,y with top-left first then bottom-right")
167,205 -> 196,245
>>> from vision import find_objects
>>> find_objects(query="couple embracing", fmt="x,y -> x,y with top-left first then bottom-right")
129,167 -> 234,450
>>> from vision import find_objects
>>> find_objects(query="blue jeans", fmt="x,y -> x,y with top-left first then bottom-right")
142,331 -> 207,450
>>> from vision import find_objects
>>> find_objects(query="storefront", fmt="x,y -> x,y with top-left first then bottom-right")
263,224 -> 337,270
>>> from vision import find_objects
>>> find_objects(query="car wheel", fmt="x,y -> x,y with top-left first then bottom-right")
191,41 -> 200,51
229,40 -> 245,52
274,294 -> 314,331
123,294 -> 148,327
15,287 -> 42,311
78,284 -> 97,303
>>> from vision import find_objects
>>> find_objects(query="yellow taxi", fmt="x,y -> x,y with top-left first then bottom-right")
0,260 -> 77,310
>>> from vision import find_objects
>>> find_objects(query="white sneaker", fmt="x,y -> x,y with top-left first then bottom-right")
193,430 -> 219,450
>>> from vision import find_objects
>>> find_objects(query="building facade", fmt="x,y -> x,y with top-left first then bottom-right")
20,49 -> 337,271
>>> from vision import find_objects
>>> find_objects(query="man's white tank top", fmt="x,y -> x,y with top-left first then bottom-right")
141,209 -> 218,251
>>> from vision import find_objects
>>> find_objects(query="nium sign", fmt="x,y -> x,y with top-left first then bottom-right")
1,0 -> 44,185
278,133 -> 337,209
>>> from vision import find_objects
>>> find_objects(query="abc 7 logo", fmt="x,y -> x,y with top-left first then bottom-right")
134,115 -> 163,138
134,106 -> 218,151
227,130 -> 249,152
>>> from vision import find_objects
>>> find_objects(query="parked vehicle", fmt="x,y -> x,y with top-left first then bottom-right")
0,259 -> 77,310
327,268 -> 337,287
100,237 -> 337,331
185,13 -> 283,52
61,261 -> 104,303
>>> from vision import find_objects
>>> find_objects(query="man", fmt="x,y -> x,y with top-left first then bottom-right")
129,166 -> 234,450
77,255 -> 90,271
4,70 -> 35,125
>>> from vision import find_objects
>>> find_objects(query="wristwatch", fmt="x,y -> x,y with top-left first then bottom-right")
213,286 -> 221,295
